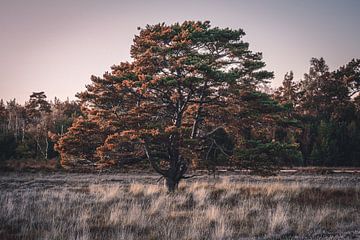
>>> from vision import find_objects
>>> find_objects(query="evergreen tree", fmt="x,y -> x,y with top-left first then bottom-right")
295,58 -> 360,166
58,21 -> 301,191
24,92 -> 52,159
274,71 -> 298,106
26,92 -> 51,120
335,58 -> 360,97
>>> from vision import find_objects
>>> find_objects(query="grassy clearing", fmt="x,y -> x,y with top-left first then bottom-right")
0,173 -> 359,239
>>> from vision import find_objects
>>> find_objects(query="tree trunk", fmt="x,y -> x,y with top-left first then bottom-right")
45,137 -> 49,160
191,81 -> 208,139
191,110 -> 201,139
21,121 -> 25,143
165,177 -> 180,192
15,115 -> 18,142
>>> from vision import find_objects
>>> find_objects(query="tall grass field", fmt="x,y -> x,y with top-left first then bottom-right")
0,172 -> 359,239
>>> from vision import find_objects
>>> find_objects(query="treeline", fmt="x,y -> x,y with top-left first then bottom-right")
274,58 -> 360,167
0,93 -> 81,161
1,58 -> 359,168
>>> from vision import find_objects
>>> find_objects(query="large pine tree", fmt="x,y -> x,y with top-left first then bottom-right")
57,21 -> 299,191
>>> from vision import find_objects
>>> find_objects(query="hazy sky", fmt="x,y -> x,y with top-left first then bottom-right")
1,0 -> 360,104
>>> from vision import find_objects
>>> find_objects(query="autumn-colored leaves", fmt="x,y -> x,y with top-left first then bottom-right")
56,21 -> 297,190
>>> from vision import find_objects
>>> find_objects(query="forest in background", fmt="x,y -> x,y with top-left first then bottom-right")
1,22 -> 360,175
0,94 -> 81,162
1,57 -> 359,169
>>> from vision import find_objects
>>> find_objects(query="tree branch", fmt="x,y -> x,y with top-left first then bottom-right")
144,144 -> 168,177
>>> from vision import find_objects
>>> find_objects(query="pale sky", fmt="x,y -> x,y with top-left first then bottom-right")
1,0 -> 360,104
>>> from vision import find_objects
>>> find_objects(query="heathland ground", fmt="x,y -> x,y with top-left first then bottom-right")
0,171 -> 359,240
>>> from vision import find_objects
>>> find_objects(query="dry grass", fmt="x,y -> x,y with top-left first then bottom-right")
0,173 -> 359,239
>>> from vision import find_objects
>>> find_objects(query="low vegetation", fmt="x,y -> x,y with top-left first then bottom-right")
1,173 -> 359,239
